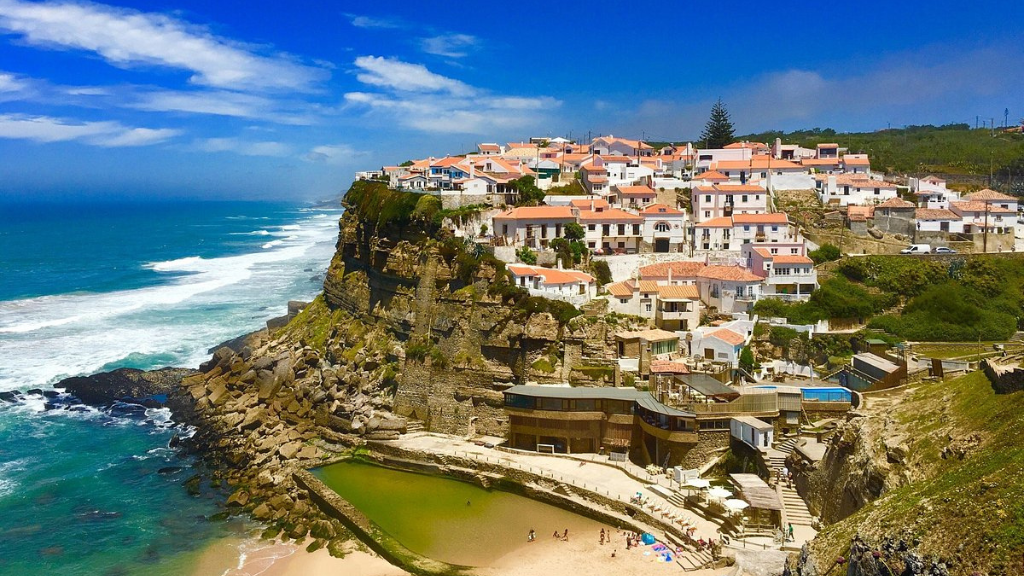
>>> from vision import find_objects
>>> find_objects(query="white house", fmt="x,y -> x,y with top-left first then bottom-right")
591,136 -> 654,157
963,189 -> 1019,226
654,284 -> 700,331
696,266 -> 764,313
615,185 -> 658,210
579,207 -> 644,254
507,264 -> 595,304
640,204 -> 688,253
604,279 -> 660,318
492,205 -> 577,249
731,416 -> 774,450
746,248 -> 817,301
815,174 -> 898,206
841,154 -> 871,174
949,200 -> 1017,234
915,208 -> 964,234
731,213 -> 791,246
696,328 -> 747,366
691,184 -> 769,223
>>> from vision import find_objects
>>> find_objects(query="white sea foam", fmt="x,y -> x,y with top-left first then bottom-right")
261,240 -> 284,249
0,211 -> 341,392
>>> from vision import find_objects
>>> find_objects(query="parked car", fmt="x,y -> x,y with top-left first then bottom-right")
900,244 -> 932,254
933,246 -> 957,254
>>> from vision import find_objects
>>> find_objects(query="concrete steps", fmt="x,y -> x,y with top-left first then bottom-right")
404,419 -> 425,433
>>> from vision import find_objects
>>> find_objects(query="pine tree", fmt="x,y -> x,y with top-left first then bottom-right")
701,99 -> 735,149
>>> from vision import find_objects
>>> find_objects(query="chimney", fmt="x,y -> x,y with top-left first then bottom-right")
470,162 -> 475,178
556,258 -> 563,270
828,175 -> 837,194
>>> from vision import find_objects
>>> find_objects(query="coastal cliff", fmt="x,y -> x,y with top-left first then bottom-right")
166,181 -> 640,552
792,371 -> 1024,576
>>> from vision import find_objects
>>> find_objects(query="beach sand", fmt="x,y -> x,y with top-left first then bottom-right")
193,528 -> 735,576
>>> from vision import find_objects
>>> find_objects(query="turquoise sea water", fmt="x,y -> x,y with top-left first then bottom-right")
0,200 -> 342,575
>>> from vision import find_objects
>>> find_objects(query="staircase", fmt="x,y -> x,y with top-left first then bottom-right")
404,419 -> 425,434
769,436 -> 815,546
664,532 -> 716,571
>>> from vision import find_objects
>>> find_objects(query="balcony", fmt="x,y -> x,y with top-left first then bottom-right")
656,309 -> 692,321
637,418 -> 698,444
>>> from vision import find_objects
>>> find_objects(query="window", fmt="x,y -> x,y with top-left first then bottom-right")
742,195 -> 748,202
790,248 -> 799,254
843,186 -> 850,195
541,224 -> 548,238
617,242 -> 625,248
588,224 -> 595,231
771,225 -> 778,232
704,211 -> 711,218
770,248 -> 778,254
874,188 -> 880,195
617,224 -> 625,235
587,242 -> 595,248
502,224 -> 508,235
743,225 -> 750,232
645,303 -> 652,312
655,222 -> 670,232
705,195 -> 712,203
602,224 -> 610,236
755,195 -> 760,201
632,224 -> 640,235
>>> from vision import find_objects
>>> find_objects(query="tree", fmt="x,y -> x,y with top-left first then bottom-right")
700,99 -> 735,149
739,345 -> 758,373
564,222 -> 585,241
510,176 -> 545,206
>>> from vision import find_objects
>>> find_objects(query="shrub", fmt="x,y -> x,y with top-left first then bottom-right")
516,246 -> 537,265
591,260 -> 612,286
809,243 -> 841,264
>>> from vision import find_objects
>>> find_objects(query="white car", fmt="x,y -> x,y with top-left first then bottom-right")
933,246 -> 957,254
900,244 -> 931,254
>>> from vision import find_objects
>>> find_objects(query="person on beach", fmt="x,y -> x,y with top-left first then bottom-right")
600,528 -> 605,545
562,528 -> 569,541
612,550 -> 616,558
788,523 -> 794,541
553,530 -> 559,538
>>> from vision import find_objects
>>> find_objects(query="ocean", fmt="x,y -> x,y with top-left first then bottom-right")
0,200 -> 342,575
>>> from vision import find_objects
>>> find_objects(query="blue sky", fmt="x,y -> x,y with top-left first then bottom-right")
0,0 -> 1021,201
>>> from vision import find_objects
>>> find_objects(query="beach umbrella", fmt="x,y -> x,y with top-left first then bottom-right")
685,478 -> 710,489
708,487 -> 733,499
724,499 -> 749,512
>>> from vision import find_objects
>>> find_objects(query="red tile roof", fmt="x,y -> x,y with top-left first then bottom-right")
577,208 -> 643,222
650,360 -> 691,374
876,197 -> 915,209
494,206 -> 575,220
965,189 -> 1016,202
695,216 -> 733,228
696,170 -> 729,181
606,280 -> 635,297
915,208 -> 959,220
616,185 -> 656,196
771,255 -> 813,265
640,203 -> 684,215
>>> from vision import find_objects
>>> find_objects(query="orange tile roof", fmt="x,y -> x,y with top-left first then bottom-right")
697,266 -> 762,282
616,185 -> 656,196
607,281 -> 635,297
696,170 -> 729,181
478,143 -> 500,151
915,208 -> 959,220
847,206 -> 874,219
657,284 -> 699,299
587,176 -> 609,183
598,155 -> 631,163
638,280 -> 660,293
494,206 -> 576,220
639,261 -> 706,278
724,142 -> 767,149
705,328 -> 746,346
876,197 -> 915,209
695,216 -> 733,228
842,156 -> 871,165
816,143 -> 839,148
800,158 -> 841,166
577,208 -> 643,222
650,360 -> 690,374
640,203 -> 684,215
713,184 -> 767,193
430,156 -> 467,168
771,255 -> 813,265
965,189 -> 1016,202
507,265 -> 594,285
581,164 -> 607,172
950,201 -> 1016,214
732,213 -> 788,224
570,198 -> 610,210
822,174 -> 897,188
715,157 -> 802,170
753,247 -> 772,258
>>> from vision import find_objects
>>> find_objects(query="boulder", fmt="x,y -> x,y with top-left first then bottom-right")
225,489 -> 250,507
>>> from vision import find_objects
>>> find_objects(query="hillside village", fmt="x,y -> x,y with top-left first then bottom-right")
354,136 -> 1019,369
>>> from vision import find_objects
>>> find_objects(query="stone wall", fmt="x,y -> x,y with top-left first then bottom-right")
677,429 -> 730,470
982,358 -> 1024,394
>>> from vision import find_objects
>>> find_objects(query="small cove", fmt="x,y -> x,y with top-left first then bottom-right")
313,460 -> 608,567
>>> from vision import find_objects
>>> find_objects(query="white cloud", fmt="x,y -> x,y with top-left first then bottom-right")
0,0 -> 327,90
0,72 -> 26,92
130,89 -> 314,125
197,137 -> 291,157
345,56 -> 560,134
0,113 -> 179,146
304,143 -> 365,165
346,14 -> 404,29
353,56 -> 474,95
420,34 -> 478,58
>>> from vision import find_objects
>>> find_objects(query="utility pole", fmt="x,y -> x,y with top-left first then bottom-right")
984,200 -> 990,253
1006,108 -> 1010,129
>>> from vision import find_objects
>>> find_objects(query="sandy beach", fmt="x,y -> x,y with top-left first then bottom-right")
192,528 -> 736,576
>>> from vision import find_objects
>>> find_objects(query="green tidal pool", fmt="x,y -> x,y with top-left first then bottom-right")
313,460 -> 606,566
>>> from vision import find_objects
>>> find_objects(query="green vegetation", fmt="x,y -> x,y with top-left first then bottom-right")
739,124 -> 1024,190
808,243 -> 841,264
545,180 -> 586,196
752,276 -> 894,324
509,175 -> 545,206
549,237 -> 585,265
738,345 -> 757,372
701,99 -> 735,149
590,260 -> 612,287
758,255 -> 1024,341
344,180 -> 426,230
814,371 -> 1024,574
276,295 -> 345,352
516,246 -> 537,265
